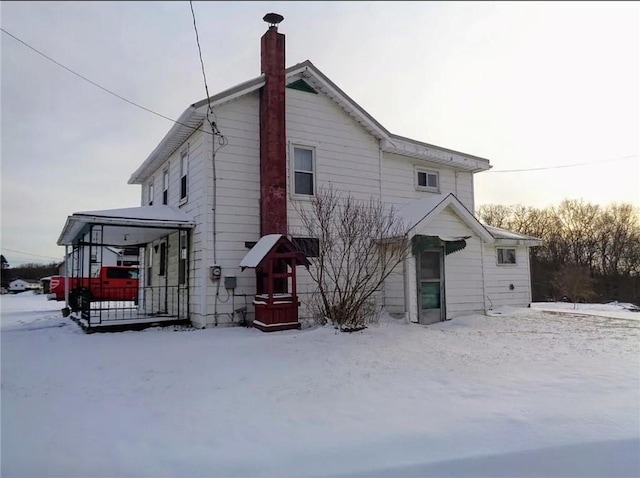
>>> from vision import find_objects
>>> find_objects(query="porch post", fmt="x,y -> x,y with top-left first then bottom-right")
64,245 -> 69,307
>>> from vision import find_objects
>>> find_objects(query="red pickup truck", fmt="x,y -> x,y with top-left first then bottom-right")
48,266 -> 139,308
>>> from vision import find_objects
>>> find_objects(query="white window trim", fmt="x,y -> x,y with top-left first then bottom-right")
414,167 -> 440,193
290,143 -> 317,200
162,167 -> 169,205
148,178 -> 155,206
496,247 -> 517,266
179,147 -> 189,205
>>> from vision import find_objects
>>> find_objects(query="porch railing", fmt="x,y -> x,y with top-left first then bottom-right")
75,285 -> 189,326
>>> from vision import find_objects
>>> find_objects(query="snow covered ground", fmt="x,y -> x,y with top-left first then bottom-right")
531,301 -> 640,321
2,292 -> 639,477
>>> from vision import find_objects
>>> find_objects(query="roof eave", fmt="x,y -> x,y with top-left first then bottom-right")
129,75 -> 267,185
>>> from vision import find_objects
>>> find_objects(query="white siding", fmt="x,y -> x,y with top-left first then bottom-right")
383,261 -> 406,314
483,244 -> 533,308
381,152 -> 475,212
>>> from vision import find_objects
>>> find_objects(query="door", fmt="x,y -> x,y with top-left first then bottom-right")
417,249 -> 444,324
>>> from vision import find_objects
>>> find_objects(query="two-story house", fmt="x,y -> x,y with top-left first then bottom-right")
57,14 -> 539,330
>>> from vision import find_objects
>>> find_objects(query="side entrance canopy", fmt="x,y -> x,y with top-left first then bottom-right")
57,206 -> 195,246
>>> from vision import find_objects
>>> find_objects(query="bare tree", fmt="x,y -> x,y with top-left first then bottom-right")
294,187 -> 410,331
477,204 -> 512,229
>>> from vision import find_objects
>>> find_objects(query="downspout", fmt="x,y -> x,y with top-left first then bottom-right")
378,140 -> 384,199
379,140 -> 385,306
454,170 -> 459,197
481,239 -> 488,313
211,121 -> 218,327
526,245 -> 532,305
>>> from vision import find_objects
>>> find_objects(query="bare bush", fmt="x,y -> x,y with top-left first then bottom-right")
294,187 -> 410,331
551,264 -> 597,306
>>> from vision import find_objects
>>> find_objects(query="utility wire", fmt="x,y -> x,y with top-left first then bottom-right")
2,248 -> 62,261
0,27 -> 213,137
487,154 -> 638,173
5,28 -> 633,175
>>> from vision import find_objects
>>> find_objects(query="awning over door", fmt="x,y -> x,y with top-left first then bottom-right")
57,206 -> 196,246
411,235 -> 471,256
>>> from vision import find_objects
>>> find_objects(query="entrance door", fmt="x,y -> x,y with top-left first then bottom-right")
417,250 -> 444,324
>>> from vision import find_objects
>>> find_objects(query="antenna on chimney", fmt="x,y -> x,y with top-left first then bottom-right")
263,13 -> 284,28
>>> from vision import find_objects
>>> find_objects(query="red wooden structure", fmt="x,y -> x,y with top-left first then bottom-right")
240,235 -> 310,332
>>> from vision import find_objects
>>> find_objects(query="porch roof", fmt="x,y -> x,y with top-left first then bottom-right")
57,206 -> 195,247
485,225 -> 542,246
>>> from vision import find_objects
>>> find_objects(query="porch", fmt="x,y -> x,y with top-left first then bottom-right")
57,206 -> 195,331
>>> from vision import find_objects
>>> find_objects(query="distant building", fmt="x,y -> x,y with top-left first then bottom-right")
9,279 -> 41,293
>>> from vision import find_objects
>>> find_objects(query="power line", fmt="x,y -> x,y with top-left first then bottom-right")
487,154 -> 638,173
188,1 -> 226,143
189,1 -> 212,116
2,248 -> 62,261
0,27 -> 213,137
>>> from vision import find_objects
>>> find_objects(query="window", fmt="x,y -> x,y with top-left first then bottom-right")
146,246 -> 153,286
292,237 -> 319,258
415,168 -> 439,192
293,146 -> 315,196
159,242 -> 167,276
162,169 -> 169,205
179,230 -> 188,284
148,179 -> 154,206
106,268 -> 139,279
180,149 -> 188,201
497,248 -> 516,265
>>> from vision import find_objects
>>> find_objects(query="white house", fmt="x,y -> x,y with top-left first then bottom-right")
57,14 -> 540,330
9,279 -> 41,293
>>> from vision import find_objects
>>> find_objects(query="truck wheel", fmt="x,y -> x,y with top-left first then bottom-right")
70,288 -> 91,313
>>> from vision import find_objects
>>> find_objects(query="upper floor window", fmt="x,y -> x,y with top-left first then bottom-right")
293,146 -> 315,196
148,179 -> 154,206
497,248 -> 516,265
180,149 -> 188,202
415,168 -> 439,193
162,169 -> 169,205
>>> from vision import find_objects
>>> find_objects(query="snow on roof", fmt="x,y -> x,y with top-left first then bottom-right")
239,234 -> 283,269
396,194 -> 449,230
73,206 -> 194,223
396,194 -> 494,243
130,61 -> 490,185
485,225 -> 541,244
57,206 -> 195,246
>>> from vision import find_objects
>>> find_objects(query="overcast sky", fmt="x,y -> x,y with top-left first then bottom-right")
1,1 -> 638,266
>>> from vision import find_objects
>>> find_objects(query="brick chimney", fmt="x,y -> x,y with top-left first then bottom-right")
260,13 -> 287,236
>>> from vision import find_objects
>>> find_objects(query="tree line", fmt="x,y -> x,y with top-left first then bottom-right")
477,199 -> 640,304
1,260 -> 60,289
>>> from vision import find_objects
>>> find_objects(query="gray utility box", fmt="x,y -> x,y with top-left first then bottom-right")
224,276 -> 237,290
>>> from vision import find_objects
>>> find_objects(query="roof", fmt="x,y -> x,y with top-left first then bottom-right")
485,225 -> 542,246
397,193 -> 495,243
57,206 -> 195,247
129,61 -> 491,184
239,234 -> 283,268
239,234 -> 311,269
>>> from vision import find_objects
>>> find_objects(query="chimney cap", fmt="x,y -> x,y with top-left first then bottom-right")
263,13 -> 284,27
